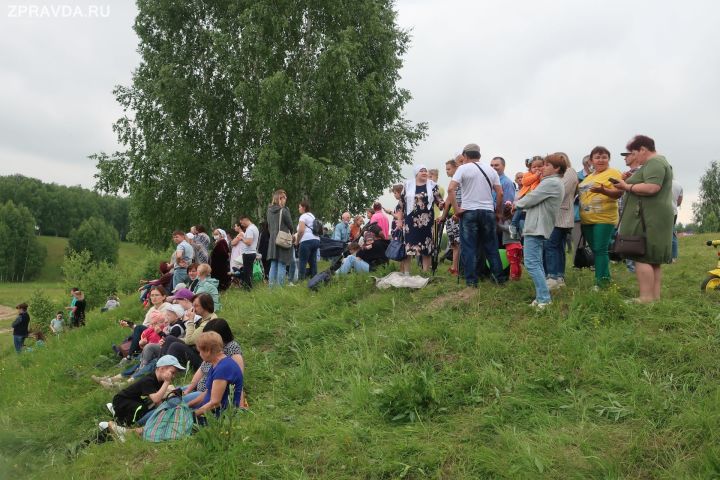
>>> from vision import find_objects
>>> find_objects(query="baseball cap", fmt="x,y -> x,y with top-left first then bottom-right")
168,288 -> 194,302
156,354 -> 186,370
166,304 -> 185,318
171,283 -> 187,293
462,143 -> 481,154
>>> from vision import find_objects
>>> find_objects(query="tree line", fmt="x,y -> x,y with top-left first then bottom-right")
0,174 -> 129,239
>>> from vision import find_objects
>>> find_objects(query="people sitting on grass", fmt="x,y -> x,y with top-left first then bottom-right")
137,262 -> 173,303
194,263 -> 221,311
100,354 -> 186,440
181,319 -> 246,408
101,295 -> 120,312
116,285 -> 171,365
160,293 -> 217,371
185,331 -> 244,418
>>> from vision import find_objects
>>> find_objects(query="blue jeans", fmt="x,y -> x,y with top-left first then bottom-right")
268,260 -> 287,287
288,248 -> 298,283
524,235 -> 551,304
172,267 -> 188,289
544,227 -> 571,280
298,239 -> 320,280
459,209 -> 505,286
13,335 -> 26,353
337,254 -> 370,275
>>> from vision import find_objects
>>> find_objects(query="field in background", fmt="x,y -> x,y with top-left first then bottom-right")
0,237 -> 153,353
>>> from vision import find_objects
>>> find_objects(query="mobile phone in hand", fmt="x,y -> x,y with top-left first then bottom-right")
608,178 -> 620,184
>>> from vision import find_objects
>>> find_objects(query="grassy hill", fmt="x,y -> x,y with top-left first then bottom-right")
1,235 -> 720,478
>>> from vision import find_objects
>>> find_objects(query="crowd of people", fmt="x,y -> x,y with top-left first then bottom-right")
9,133 -> 682,443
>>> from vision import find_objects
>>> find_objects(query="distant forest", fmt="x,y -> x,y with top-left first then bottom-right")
0,175 -> 129,239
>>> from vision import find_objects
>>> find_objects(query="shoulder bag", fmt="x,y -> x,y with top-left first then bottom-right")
275,209 -> 293,249
612,198 -> 646,257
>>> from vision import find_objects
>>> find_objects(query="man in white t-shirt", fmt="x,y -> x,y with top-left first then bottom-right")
439,143 -> 506,287
671,179 -> 683,262
235,216 -> 260,289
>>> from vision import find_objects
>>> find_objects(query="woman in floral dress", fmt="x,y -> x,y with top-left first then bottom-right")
400,164 -> 444,274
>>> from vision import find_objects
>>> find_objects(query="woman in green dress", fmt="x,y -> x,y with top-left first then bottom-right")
614,135 -> 673,303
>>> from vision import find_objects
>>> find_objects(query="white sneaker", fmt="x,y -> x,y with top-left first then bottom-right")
546,278 -> 558,289
109,422 -> 127,443
549,278 -> 565,290
530,299 -> 551,309
106,403 -> 115,416
98,421 -> 109,430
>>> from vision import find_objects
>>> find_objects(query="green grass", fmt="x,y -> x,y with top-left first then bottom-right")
2,235 -> 720,478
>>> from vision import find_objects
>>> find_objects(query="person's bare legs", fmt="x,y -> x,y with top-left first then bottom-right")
634,262 -> 655,303
652,264 -> 662,300
400,258 -> 410,274
451,244 -> 459,272
421,255 -> 431,272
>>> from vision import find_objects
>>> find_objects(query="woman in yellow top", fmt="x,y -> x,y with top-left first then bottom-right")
578,146 -> 623,287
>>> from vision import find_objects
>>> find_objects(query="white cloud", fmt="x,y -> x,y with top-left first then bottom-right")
0,0 -> 717,224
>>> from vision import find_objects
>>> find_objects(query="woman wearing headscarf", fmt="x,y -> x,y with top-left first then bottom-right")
210,228 -> 231,291
400,164 -> 444,273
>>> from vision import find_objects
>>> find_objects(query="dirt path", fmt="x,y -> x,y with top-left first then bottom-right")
0,305 -> 16,334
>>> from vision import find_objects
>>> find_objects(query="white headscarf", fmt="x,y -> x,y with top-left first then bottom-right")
216,228 -> 229,244
404,164 -> 436,215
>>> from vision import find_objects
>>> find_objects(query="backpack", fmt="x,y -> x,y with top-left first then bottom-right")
310,214 -> 324,237
142,400 -> 194,442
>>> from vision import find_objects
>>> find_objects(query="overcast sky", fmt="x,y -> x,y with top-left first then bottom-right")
1,0 -> 718,223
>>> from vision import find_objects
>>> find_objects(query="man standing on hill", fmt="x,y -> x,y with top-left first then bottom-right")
236,216 -> 259,289
172,230 -> 194,289
439,143 -> 506,287
490,157 -> 516,205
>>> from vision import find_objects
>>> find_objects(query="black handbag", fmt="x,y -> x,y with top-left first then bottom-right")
573,235 -> 595,269
613,199 -> 646,257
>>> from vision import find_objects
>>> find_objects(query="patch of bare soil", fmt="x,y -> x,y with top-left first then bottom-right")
0,305 -> 17,334
0,305 -> 15,320
428,287 -> 476,310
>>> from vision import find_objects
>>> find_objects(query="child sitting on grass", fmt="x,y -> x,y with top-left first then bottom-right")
99,354 -> 186,437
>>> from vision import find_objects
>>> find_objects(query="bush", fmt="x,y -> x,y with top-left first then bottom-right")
61,250 -> 119,310
67,216 -> 120,264
28,289 -> 60,334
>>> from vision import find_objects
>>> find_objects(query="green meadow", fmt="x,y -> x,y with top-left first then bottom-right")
1,234 -> 720,479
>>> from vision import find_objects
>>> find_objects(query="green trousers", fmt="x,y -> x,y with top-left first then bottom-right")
581,223 -> 615,287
